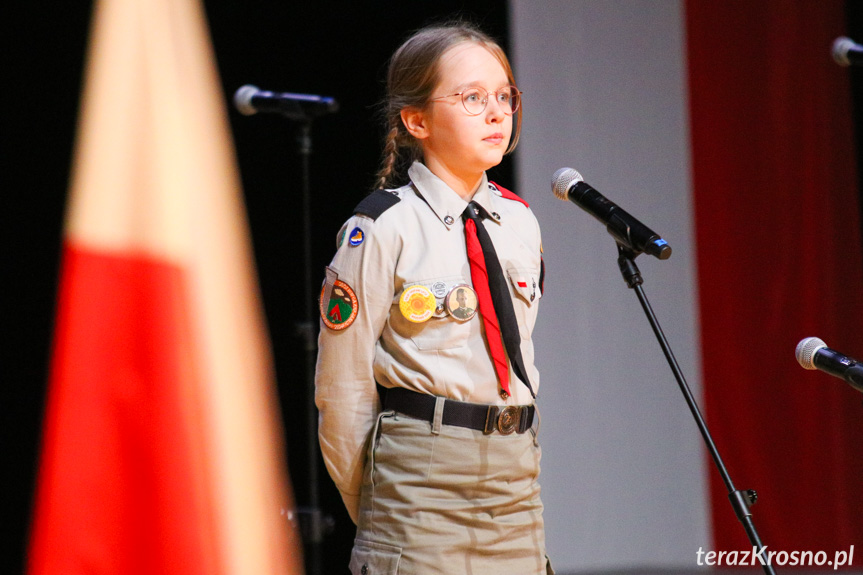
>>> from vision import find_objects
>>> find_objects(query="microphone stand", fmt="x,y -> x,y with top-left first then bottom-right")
238,91 -> 339,575
616,244 -> 776,575
291,119 -> 332,575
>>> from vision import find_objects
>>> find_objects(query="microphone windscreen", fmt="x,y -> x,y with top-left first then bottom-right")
832,37 -> 856,66
233,84 -> 259,115
796,337 -> 827,369
551,167 -> 583,201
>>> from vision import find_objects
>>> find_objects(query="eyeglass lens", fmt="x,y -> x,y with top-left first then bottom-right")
462,87 -> 520,115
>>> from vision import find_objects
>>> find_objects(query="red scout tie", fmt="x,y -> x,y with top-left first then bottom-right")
463,201 -> 535,399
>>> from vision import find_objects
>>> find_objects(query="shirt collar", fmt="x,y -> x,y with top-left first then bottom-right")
408,161 -> 500,229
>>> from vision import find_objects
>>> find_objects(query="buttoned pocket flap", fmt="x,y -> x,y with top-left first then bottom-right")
507,267 -> 540,305
350,539 -> 402,574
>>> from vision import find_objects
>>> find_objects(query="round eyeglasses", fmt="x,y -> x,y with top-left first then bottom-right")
430,85 -> 522,116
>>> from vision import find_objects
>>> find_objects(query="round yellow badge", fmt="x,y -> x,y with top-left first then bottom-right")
399,284 -> 436,323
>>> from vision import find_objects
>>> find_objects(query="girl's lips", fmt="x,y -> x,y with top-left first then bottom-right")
484,133 -> 504,144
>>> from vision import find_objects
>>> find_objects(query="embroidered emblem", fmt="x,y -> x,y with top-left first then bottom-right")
399,284 -> 436,323
320,268 -> 358,330
349,227 -> 364,246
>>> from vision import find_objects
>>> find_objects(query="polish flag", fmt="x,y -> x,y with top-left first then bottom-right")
27,0 -> 304,573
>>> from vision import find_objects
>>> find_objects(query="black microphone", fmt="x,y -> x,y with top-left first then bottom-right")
233,84 -> 339,120
795,337 -> 863,393
551,168 -> 671,260
832,37 -> 863,67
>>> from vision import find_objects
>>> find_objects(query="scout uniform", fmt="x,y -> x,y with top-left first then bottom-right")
316,161 -> 550,574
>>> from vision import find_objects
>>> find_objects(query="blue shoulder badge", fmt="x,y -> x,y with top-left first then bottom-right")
354,189 -> 400,221
348,227 -> 364,246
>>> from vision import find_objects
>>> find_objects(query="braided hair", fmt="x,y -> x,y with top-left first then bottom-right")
374,22 -> 521,190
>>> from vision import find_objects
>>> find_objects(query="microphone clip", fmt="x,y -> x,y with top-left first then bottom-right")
617,243 -> 644,288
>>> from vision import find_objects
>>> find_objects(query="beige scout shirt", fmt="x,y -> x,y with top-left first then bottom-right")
315,161 -> 543,522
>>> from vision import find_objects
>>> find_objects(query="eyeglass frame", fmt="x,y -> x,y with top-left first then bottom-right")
429,85 -> 523,116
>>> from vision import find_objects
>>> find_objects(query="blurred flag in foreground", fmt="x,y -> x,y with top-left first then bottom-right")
27,0 -> 304,572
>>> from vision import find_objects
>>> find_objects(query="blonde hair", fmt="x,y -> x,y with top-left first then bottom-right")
374,22 -> 521,190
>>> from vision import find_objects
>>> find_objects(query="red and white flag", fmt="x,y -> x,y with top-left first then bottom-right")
27,0 -> 304,572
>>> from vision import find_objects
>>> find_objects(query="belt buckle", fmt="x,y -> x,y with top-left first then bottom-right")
497,405 -> 520,434
484,405 -> 521,435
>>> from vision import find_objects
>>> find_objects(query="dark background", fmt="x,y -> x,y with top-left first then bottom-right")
3,2 -> 510,573
6,2 -> 863,574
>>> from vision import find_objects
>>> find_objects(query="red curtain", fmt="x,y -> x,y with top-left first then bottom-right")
686,0 -> 863,555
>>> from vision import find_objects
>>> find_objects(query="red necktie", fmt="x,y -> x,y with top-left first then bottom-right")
463,201 -> 535,399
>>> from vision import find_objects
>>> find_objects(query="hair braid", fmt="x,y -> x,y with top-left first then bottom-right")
375,121 -> 401,190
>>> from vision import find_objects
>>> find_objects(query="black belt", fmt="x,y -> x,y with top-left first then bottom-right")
379,385 -> 535,435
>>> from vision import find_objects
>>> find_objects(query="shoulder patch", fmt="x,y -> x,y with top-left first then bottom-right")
490,181 -> 529,208
539,257 -> 545,296
348,226 -> 365,246
336,223 -> 348,248
320,267 -> 359,330
353,189 -> 401,220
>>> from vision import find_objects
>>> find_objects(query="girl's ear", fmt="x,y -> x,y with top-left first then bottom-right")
401,107 -> 429,140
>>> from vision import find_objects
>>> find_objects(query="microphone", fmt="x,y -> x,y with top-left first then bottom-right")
795,337 -> 863,393
551,168 -> 672,260
233,84 -> 339,120
832,37 -> 863,67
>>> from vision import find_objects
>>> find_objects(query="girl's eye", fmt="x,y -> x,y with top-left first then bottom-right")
497,92 -> 511,104
464,90 -> 482,103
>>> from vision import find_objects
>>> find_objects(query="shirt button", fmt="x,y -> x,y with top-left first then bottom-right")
492,212 -> 501,220
444,215 -> 454,225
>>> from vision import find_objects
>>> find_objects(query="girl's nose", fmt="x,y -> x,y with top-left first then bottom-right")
486,96 -> 506,121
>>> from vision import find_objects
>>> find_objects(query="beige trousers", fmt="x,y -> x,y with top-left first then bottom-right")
349,400 -> 553,575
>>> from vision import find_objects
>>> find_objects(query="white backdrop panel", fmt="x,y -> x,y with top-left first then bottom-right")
509,1 -> 710,571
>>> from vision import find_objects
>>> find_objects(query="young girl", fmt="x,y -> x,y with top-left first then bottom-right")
315,22 -> 550,574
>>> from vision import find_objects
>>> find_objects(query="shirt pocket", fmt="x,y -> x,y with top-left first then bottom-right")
396,277 -> 474,351
507,267 -> 541,340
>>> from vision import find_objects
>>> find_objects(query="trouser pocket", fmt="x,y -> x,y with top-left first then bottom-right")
350,539 -> 402,574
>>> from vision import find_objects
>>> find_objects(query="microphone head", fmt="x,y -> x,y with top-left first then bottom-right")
233,84 -> 260,115
796,337 -> 827,369
551,167 -> 583,201
832,36 -> 856,66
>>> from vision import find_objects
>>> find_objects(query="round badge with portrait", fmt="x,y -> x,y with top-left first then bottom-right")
445,284 -> 478,321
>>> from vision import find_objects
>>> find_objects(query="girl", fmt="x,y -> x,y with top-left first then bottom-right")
316,22 -> 550,574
